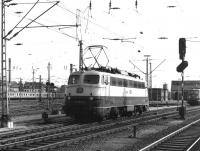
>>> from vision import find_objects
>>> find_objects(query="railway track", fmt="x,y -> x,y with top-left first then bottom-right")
0,106 -> 200,151
140,118 -> 200,151
0,99 -> 64,117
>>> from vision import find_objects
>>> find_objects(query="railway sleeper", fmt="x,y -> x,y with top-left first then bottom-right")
164,142 -> 192,145
158,144 -> 188,148
154,147 -> 184,151
6,147 -> 27,151
4,149 -> 22,151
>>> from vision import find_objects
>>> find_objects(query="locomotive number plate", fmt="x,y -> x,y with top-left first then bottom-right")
76,87 -> 83,93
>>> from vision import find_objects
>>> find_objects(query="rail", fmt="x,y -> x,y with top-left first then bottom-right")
139,118 -> 200,151
0,106 -> 200,151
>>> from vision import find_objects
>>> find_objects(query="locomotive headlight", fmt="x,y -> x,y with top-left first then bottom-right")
89,96 -> 94,101
67,93 -> 71,100
67,96 -> 71,100
89,92 -> 94,100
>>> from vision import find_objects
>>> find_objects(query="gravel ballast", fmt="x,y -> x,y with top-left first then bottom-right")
59,111 -> 200,151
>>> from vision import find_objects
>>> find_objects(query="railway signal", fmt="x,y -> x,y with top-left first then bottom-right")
179,38 -> 186,60
177,37 -> 187,120
176,61 -> 188,73
46,82 -> 50,92
45,82 -> 55,92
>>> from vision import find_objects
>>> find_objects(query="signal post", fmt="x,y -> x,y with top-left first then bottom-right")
176,38 -> 188,119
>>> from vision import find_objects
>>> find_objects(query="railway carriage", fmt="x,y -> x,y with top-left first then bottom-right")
63,67 -> 149,120
186,89 -> 200,105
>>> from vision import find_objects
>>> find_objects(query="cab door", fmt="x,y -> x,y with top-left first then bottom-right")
104,75 -> 110,100
123,79 -> 127,106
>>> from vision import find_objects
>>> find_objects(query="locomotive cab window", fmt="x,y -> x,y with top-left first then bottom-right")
68,75 -> 80,85
84,75 -> 99,84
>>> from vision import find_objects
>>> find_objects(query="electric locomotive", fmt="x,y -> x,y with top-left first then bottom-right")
63,67 -> 149,120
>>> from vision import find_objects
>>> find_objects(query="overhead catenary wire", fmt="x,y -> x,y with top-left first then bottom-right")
7,9 -> 78,40
43,0 -> 146,51
7,0 -> 139,44
25,19 -> 78,39
76,9 -> 82,41
50,0 -> 123,38
7,1 -> 60,41
4,0 -> 40,39
84,0 -> 92,33
10,1 -> 59,5
8,9 -> 92,50
16,24 -> 78,28
80,1 -> 145,49
11,2 -> 165,55
7,0 -> 160,60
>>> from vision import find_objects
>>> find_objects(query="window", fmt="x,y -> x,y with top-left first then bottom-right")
84,75 -> 99,84
111,77 -> 117,86
117,78 -> 123,87
134,81 -> 137,88
68,75 -> 80,85
141,82 -> 145,88
128,80 -> 134,88
123,79 -> 128,87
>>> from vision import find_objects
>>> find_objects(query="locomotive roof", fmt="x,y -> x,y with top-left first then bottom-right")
70,67 -> 142,80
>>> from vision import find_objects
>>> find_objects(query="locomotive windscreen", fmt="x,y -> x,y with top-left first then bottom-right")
84,75 -> 99,84
68,75 -> 80,85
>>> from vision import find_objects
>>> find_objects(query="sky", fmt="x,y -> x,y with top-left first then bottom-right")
2,0 -> 200,88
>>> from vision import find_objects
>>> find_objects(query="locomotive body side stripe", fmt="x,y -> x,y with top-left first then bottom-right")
68,95 -> 148,107
67,86 -> 148,97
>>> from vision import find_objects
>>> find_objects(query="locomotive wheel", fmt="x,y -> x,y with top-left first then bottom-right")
127,111 -> 133,117
134,106 -> 143,115
139,106 -> 144,115
110,107 -> 119,119
96,115 -> 106,122
120,107 -> 127,117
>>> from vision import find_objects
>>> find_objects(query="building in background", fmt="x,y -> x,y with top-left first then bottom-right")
171,80 -> 200,100
23,82 -> 46,93
148,84 -> 169,101
6,81 -> 65,100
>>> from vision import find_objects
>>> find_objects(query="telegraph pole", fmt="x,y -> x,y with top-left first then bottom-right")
42,63 -> 51,120
19,78 -> 22,102
32,67 -> 35,83
149,61 -> 152,101
144,55 -> 151,103
47,62 -> 51,110
149,61 -> 152,88
1,0 -> 11,127
144,55 -> 151,89
130,56 -> 166,103
7,58 -> 11,114
48,62 -> 50,83
8,58 -> 11,84
79,40 -> 83,71
39,75 -> 42,102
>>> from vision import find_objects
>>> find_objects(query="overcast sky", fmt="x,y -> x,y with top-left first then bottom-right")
3,0 -> 200,88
